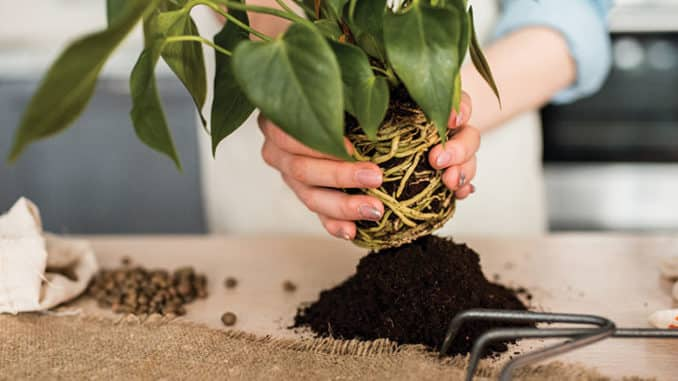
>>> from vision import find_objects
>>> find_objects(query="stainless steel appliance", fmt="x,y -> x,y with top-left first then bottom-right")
542,1 -> 678,231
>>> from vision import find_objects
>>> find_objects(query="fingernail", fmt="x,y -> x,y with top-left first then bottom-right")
355,169 -> 382,188
359,205 -> 382,221
459,171 -> 466,187
456,111 -> 464,127
436,151 -> 452,167
337,229 -> 352,240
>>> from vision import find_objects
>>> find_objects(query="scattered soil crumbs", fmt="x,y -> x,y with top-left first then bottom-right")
283,280 -> 298,292
224,277 -> 238,289
294,235 -> 531,356
514,287 -> 534,301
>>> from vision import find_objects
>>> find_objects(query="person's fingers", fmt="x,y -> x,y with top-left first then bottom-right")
318,214 -> 356,241
429,125 -> 481,169
262,142 -> 383,188
282,175 -> 384,222
442,156 -> 477,191
447,91 -> 472,129
258,114 -> 353,159
455,183 -> 476,200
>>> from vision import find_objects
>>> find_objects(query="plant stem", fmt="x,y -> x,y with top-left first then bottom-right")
274,0 -> 296,15
291,0 -> 316,18
165,36 -> 233,56
384,66 -> 400,87
209,0 -> 313,27
371,66 -> 390,76
187,0 -> 272,41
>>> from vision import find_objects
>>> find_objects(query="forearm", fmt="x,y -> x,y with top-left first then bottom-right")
461,27 -> 576,133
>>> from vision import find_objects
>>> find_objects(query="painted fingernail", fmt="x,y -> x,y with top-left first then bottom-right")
337,229 -> 352,240
355,169 -> 382,187
456,111 -> 464,127
359,205 -> 382,221
459,171 -> 466,187
436,151 -> 452,167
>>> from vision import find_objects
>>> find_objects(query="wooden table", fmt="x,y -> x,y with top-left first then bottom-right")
78,234 -> 678,380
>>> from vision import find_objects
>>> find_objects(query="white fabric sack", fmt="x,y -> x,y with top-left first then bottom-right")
0,198 -> 98,314
648,309 -> 678,329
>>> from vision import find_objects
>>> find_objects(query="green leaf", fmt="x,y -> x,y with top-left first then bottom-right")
348,0 -> 386,60
384,2 -> 463,140
452,73 -> 461,112
322,0 -> 349,20
210,2 -> 255,156
106,0 -> 127,26
130,41 -> 181,169
427,0 -> 467,9
232,24 -> 349,160
160,14 -> 208,126
8,0 -> 158,163
314,20 -> 342,40
469,6 -> 501,106
292,0 -> 319,19
330,41 -> 388,141
128,8 -> 190,169
426,0 -> 469,113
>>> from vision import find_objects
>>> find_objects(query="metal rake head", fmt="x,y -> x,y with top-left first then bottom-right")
439,309 -> 678,381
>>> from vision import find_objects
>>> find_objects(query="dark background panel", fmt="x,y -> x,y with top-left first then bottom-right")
0,77 -> 206,234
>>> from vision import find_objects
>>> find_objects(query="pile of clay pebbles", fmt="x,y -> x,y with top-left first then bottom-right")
87,258 -> 207,316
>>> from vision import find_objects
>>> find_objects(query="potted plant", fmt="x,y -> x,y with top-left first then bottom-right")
8,0 -> 499,250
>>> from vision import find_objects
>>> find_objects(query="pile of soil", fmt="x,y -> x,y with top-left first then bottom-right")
294,235 -> 530,355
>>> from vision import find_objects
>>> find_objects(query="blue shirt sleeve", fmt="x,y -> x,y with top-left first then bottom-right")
493,0 -> 613,104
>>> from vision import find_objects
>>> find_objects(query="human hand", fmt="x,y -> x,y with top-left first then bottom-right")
429,92 -> 479,200
258,92 -> 478,241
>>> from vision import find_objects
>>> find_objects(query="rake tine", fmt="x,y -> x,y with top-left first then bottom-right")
492,326 -> 678,380
614,328 -> 678,338
471,326 -> 678,380
499,327 -> 615,381
465,325 -> 614,381
440,309 -> 611,357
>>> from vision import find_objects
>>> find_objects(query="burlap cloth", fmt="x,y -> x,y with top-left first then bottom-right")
0,313 -> 647,381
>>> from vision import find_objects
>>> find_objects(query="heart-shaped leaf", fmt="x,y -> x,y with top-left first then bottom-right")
129,41 -> 181,169
348,0 -> 386,60
452,73 -> 461,112
384,2 -> 463,140
232,23 -> 349,160
8,0 -> 158,163
106,0 -> 126,25
435,0 -> 469,112
469,6 -> 501,106
144,7 -> 208,126
314,20 -> 343,40
161,15 -> 208,126
330,41 -> 388,140
210,1 -> 255,155
293,0 -> 319,20
128,9 -> 190,169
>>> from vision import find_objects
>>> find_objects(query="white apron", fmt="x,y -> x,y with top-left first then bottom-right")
195,0 -> 547,237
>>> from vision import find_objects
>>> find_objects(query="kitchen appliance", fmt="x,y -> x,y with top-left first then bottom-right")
541,1 -> 678,231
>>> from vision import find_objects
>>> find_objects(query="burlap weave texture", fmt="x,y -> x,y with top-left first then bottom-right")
0,313 -> 631,381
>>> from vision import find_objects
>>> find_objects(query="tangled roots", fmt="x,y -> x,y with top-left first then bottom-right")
347,106 -> 456,251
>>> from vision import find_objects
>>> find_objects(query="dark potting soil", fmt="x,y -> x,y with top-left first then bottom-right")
293,235 -> 531,356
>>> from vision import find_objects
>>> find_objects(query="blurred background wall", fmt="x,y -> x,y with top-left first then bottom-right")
0,0 -> 206,234
1,0 -> 678,234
